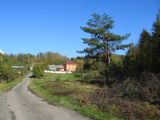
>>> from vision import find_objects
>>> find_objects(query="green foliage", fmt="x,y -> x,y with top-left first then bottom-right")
0,77 -> 22,92
78,13 -> 130,86
36,52 -> 68,68
137,30 -> 152,71
83,58 -> 100,72
123,11 -> 160,77
83,71 -> 102,80
123,44 -> 139,77
151,11 -> 160,72
44,73 -> 81,81
32,65 -> 44,78
121,11 -> 160,104
79,13 -> 130,57
109,61 -> 124,82
0,51 -> 68,82
0,52 -> 68,71
0,63 -> 19,82
73,59 -> 84,73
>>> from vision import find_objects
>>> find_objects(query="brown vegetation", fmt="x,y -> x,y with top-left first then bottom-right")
41,73 -> 160,120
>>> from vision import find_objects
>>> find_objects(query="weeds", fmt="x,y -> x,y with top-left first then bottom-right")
29,73 -> 160,120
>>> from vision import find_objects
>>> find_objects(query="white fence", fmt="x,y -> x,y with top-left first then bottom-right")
44,70 -> 72,74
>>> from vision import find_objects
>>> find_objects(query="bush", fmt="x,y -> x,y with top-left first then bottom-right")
83,71 -> 103,80
32,65 -> 44,78
122,72 -> 160,102
89,88 -> 160,120
0,64 -> 19,82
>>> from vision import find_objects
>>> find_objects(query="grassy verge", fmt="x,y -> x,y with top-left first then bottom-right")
29,73 -> 120,120
44,73 -> 82,81
0,77 -> 23,92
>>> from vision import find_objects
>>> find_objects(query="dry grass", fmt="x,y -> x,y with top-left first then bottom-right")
30,73 -> 160,120
30,74 -> 119,120
89,88 -> 160,120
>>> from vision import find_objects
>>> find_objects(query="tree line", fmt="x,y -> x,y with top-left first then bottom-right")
76,11 -> 160,119
78,11 -> 160,102
0,52 -> 69,81
124,11 -> 160,77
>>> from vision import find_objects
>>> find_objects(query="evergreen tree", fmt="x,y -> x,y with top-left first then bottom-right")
123,44 -> 139,78
151,10 -> 160,72
78,13 -> 130,86
138,29 -> 151,72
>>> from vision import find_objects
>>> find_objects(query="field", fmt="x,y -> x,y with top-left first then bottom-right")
29,73 -> 120,120
29,73 -> 160,120
43,73 -> 82,81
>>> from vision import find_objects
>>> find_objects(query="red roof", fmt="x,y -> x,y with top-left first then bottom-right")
65,60 -> 76,65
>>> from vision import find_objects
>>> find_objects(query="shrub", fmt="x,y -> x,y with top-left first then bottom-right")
89,88 -> 160,120
122,72 -> 160,102
32,65 -> 44,78
83,71 -> 103,80
0,64 -> 20,82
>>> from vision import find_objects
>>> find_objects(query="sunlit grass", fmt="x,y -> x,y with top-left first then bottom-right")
44,73 -> 81,81
0,77 -> 23,92
29,73 -> 120,120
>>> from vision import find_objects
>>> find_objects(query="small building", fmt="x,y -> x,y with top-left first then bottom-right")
12,65 -> 24,69
48,65 -> 64,72
11,65 -> 25,74
64,60 -> 76,72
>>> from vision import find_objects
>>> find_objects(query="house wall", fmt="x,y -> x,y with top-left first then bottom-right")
48,65 -> 64,71
65,64 -> 76,72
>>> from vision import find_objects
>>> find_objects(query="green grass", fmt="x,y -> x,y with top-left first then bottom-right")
44,73 -> 81,81
0,77 -> 23,92
29,73 -> 121,120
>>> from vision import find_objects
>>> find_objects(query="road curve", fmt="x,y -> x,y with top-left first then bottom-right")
1,74 -> 90,120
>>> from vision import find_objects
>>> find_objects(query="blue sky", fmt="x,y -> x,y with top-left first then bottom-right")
0,0 -> 159,58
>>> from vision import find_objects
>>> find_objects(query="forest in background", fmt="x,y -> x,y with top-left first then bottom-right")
0,52 -> 69,82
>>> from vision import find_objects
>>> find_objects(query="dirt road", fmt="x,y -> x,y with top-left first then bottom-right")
0,75 -> 90,120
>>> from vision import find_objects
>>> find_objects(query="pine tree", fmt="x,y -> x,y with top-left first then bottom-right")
78,13 -> 130,86
123,44 -> 139,78
151,10 -> 160,72
138,29 -> 151,72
